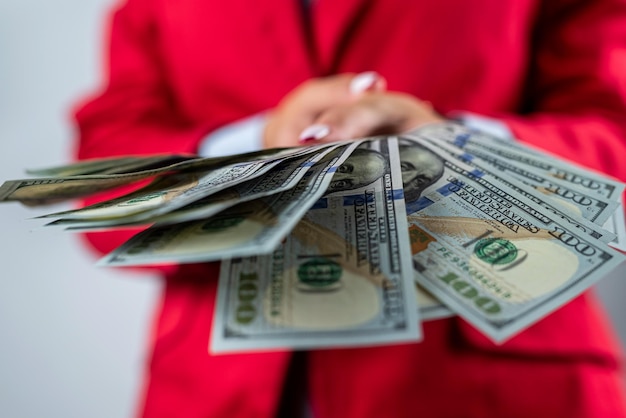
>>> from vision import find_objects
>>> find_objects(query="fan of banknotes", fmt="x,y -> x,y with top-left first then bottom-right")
1,122 -> 625,353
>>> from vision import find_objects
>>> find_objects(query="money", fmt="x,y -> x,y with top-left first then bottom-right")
397,135 -> 624,341
0,144 -> 328,206
2,122 -> 625,347
40,174 -> 202,222
41,145 -> 340,229
415,284 -> 454,320
604,202 -> 626,252
0,174 -> 154,206
210,137 -> 421,352
416,134 -> 617,244
26,154 -> 196,177
413,128 -> 620,226
98,142 -> 363,266
423,123 -> 625,201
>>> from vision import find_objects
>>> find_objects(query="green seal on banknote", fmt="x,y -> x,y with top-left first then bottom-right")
297,258 -> 342,291
474,238 -> 518,265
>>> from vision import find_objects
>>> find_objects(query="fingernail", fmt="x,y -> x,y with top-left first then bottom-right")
349,71 -> 380,95
299,124 -> 330,143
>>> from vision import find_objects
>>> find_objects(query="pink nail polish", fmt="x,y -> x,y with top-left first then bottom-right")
349,71 -> 379,95
299,124 -> 330,143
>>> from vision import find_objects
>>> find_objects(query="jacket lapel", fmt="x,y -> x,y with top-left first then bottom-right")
312,0 -> 371,74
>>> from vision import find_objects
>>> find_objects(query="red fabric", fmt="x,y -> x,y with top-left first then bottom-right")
73,0 -> 626,416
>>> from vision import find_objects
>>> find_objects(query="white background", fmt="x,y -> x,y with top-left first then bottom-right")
0,1 -> 624,417
0,1 -> 159,417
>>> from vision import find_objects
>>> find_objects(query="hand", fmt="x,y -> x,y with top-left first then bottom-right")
264,72 -> 386,148
263,72 -> 443,148
302,91 -> 444,143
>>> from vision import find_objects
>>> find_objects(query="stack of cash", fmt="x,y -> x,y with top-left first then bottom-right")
1,122 -> 624,353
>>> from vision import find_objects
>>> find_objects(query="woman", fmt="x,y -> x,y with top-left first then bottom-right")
74,0 -> 626,416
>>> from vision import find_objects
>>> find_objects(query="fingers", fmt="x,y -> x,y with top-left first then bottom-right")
264,72 -> 387,149
349,71 -> 387,95
286,74 -> 355,112
299,124 -> 331,142
299,92 -> 444,144
306,97 -> 391,142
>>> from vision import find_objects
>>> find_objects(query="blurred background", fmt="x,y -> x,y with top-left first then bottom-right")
0,1 -> 624,417
0,1 -> 159,417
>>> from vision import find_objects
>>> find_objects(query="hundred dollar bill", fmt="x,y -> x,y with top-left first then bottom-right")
416,122 -> 544,155
40,146 -> 339,229
415,284 -> 454,320
26,154 -> 196,177
98,142 -> 363,266
604,202 -> 626,252
39,174 -> 199,222
0,144 -> 328,205
26,156 -> 151,177
417,136 -> 617,244
0,174 -> 155,206
89,154 -> 199,175
27,147 -> 299,178
396,135 -> 625,342
421,123 -> 625,201
210,137 -> 421,352
412,128 -> 620,226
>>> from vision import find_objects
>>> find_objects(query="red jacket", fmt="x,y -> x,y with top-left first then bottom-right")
74,0 -> 626,417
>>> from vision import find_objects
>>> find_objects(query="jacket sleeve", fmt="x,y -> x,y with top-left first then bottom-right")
72,0 -> 211,266
493,0 -> 626,182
